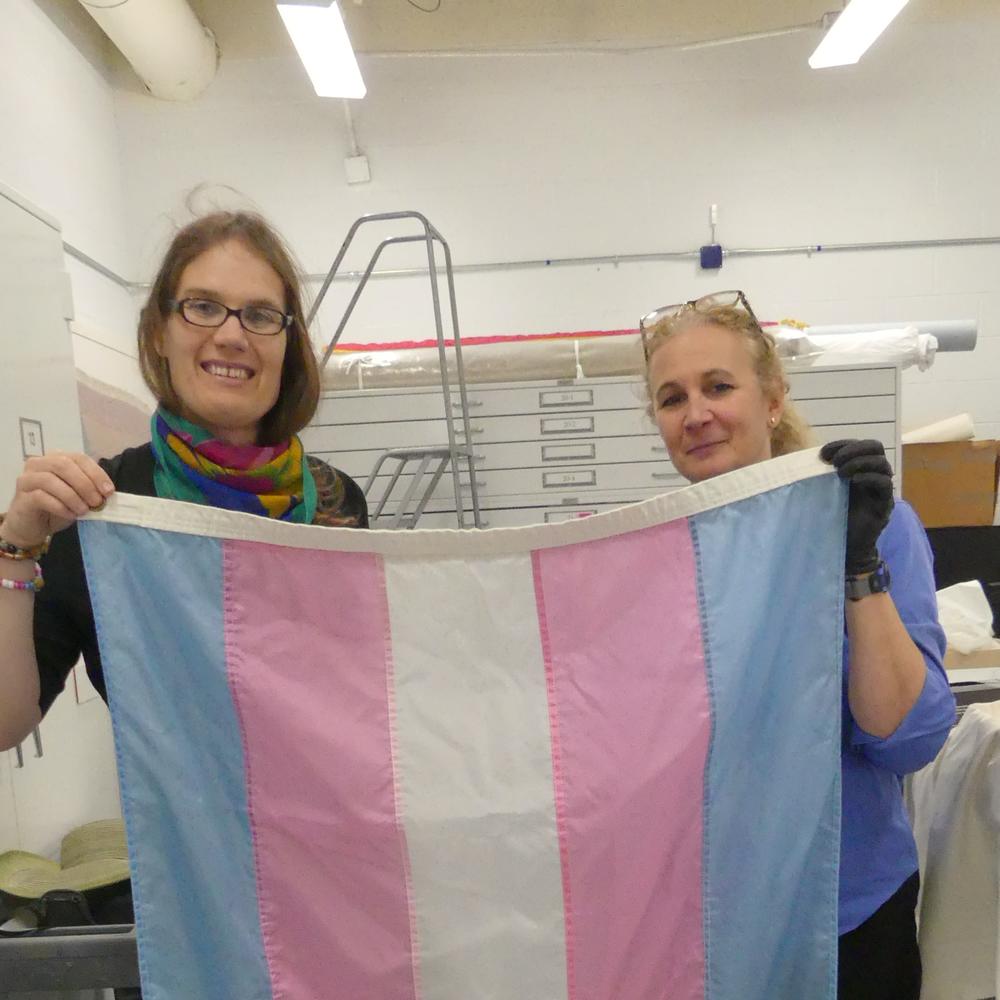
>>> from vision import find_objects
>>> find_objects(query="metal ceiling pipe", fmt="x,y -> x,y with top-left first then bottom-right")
77,0 -> 217,101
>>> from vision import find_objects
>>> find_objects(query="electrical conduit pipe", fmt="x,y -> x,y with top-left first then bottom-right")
77,0 -> 217,101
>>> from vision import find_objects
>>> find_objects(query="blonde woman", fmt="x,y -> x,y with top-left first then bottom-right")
641,291 -> 955,1000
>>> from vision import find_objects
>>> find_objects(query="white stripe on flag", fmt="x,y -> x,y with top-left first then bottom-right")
384,553 -> 569,1000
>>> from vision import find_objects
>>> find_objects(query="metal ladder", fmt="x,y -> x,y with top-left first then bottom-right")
309,211 -> 482,529
362,446 -> 454,530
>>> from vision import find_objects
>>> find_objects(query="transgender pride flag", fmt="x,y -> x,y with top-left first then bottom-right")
80,450 -> 845,1000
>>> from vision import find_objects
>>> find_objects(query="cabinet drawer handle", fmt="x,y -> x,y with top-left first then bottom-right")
539,389 -> 594,408
540,416 -> 595,435
542,442 -> 596,462
545,508 -> 598,523
452,400 -> 484,408
650,445 -> 666,453
543,469 -> 597,488
651,471 -> 678,480
456,427 -> 484,435
461,481 -> 488,490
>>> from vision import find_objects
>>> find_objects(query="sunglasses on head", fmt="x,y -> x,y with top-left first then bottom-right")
639,290 -> 763,363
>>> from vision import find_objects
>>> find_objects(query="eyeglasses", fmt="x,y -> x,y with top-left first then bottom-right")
168,297 -> 292,337
639,290 -> 763,363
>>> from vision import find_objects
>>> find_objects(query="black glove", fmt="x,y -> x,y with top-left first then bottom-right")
819,439 -> 894,575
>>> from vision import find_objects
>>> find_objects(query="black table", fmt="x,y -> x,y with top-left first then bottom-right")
0,924 -> 139,994
926,525 -> 1000,634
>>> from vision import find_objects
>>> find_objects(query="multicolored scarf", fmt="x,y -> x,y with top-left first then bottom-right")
151,408 -> 316,523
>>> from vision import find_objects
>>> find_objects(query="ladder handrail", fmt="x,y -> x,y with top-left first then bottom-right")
309,212 -> 481,528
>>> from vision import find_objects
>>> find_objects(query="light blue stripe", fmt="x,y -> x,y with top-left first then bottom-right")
693,475 -> 844,1000
80,523 -> 273,1000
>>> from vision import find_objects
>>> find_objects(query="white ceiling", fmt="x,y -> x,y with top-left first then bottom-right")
185,0 -> 999,59
43,0 -> 1000,86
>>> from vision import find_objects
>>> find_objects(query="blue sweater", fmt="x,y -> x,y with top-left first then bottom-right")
839,500 -> 956,934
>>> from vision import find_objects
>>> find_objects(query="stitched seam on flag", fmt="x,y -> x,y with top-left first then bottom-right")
86,449 -> 834,558
79,524 -> 155,996
531,549 -> 578,1000
824,766 -> 842,999
829,490 -> 848,994
377,553 -> 424,1000
825,506 -> 847,998
222,541 -> 281,1000
690,518 -> 715,1000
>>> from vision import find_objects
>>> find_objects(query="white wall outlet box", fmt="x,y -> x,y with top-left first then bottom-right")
345,153 -> 371,185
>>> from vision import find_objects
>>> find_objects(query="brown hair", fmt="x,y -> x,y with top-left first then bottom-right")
137,211 -> 320,444
644,304 -> 814,457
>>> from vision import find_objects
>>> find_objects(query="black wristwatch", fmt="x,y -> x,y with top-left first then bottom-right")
845,560 -> 891,602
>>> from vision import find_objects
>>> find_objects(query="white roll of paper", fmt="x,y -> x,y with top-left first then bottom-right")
901,413 -> 976,444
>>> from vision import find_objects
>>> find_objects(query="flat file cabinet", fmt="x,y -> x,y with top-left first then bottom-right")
302,363 -> 900,528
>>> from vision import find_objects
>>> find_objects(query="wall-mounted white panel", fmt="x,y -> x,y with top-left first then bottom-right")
0,184 -> 82,498
0,186 -> 120,858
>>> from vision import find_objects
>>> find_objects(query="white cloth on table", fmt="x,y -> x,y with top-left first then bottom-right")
908,702 -> 1000,1000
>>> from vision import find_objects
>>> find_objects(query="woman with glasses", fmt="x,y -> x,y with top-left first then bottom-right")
0,210 -> 367,753
0,212 -> 367,999
642,292 -> 954,1000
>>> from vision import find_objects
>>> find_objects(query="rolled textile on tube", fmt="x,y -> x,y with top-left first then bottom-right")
901,414 -> 975,445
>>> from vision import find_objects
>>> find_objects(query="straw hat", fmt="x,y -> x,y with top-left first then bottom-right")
0,820 -> 130,899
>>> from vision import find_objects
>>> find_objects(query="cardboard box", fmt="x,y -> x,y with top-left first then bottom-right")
902,440 -> 999,528
944,646 -> 1000,670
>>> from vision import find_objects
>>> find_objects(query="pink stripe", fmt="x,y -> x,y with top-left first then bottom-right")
332,328 -> 639,352
333,320 -> 781,353
533,520 -> 710,1000
532,554 -> 578,1000
223,541 -> 418,1000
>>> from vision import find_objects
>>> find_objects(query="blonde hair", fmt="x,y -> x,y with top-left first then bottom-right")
644,304 -> 813,456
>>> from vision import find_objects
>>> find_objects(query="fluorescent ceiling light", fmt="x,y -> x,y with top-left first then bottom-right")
809,0 -> 911,69
277,1 -> 366,99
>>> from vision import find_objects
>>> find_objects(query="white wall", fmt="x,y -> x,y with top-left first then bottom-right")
62,17 -> 976,436
3,5 -> 997,436
0,0 -> 147,404
0,1 -> 130,868
111,13 -> 1000,440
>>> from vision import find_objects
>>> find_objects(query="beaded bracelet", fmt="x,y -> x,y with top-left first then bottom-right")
0,515 -> 50,561
0,561 -> 44,593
